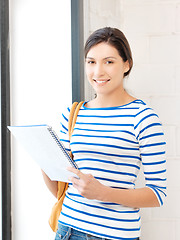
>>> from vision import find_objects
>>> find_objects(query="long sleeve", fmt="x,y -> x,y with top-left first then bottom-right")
134,106 -> 167,206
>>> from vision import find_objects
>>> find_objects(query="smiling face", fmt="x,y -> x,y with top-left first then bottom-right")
85,42 -> 130,97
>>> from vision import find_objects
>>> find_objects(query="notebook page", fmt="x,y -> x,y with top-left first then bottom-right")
8,125 -> 77,182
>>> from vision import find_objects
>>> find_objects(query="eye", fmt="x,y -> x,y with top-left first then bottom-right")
106,60 -> 114,64
86,60 -> 95,64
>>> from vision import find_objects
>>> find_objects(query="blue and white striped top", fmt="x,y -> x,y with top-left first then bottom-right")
58,99 -> 167,240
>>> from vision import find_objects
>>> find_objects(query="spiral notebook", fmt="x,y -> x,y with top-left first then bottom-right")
8,124 -> 78,182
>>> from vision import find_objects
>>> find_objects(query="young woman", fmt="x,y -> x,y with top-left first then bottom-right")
42,27 -> 167,240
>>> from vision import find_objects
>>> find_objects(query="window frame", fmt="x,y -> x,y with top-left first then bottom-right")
0,0 -> 11,239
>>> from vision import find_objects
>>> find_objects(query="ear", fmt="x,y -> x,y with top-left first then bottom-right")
124,60 -> 130,74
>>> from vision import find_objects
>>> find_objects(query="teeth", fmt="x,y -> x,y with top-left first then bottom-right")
95,80 -> 108,83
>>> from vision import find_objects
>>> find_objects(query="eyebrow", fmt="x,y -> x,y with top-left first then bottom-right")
86,56 -> 117,60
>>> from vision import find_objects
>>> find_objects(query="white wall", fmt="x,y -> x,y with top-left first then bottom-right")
9,1 -> 72,239
84,0 -> 180,239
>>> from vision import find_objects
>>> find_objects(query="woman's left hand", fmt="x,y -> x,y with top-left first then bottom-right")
67,167 -> 106,200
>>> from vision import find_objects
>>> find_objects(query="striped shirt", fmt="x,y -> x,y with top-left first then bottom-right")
58,99 -> 167,240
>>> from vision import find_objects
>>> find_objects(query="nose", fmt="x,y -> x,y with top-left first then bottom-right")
94,63 -> 105,78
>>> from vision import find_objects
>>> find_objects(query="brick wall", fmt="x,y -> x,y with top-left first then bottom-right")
84,0 -> 180,239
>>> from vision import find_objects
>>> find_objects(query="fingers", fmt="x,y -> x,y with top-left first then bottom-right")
67,167 -> 83,190
67,167 -> 103,200
69,175 -> 80,186
67,167 -> 93,187
67,166 -> 84,179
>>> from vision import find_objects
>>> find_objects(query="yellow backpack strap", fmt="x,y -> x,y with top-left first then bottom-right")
68,102 -> 78,137
68,101 -> 84,159
69,101 -> 84,139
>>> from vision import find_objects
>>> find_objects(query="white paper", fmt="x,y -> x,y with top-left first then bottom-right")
8,125 -> 77,182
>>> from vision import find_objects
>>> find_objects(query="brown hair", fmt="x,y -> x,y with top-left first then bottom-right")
84,27 -> 133,77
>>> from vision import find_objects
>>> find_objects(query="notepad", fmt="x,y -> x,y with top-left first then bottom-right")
8,125 -> 78,182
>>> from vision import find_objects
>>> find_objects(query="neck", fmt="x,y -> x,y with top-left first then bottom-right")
92,89 -> 136,108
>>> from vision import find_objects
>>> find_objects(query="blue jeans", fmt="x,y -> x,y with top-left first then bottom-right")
55,223 -> 140,240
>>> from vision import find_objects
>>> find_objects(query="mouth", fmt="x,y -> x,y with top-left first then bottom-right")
93,79 -> 110,84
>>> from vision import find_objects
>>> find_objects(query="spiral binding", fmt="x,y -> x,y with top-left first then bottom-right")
47,126 -> 78,169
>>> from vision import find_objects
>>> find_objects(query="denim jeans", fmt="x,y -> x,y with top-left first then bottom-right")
55,223 -> 140,240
